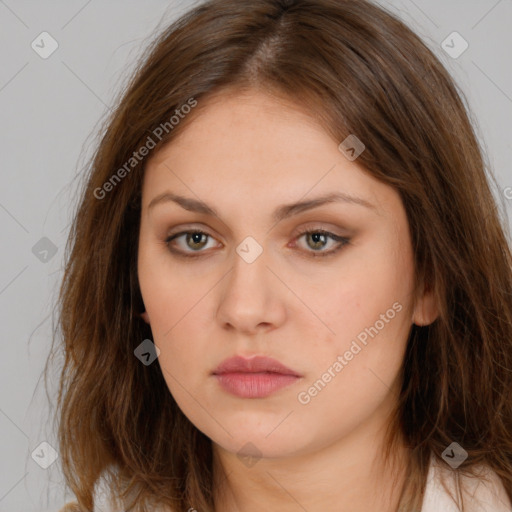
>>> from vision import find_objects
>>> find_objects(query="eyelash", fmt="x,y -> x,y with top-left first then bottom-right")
164,229 -> 350,259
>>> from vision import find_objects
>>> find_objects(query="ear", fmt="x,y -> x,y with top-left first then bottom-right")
140,311 -> 150,324
412,282 -> 439,326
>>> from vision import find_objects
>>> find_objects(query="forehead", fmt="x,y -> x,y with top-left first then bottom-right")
141,89 -> 397,218
148,88 -> 332,162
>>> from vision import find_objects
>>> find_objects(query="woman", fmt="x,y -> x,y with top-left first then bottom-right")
52,0 -> 512,510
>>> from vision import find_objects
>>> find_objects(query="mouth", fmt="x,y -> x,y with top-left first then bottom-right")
212,355 -> 302,399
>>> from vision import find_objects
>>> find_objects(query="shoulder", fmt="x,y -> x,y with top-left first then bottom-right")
422,457 -> 511,512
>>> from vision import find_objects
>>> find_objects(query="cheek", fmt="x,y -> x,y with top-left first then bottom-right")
140,286 -> 209,376
138,239 -> 204,333
296,301 -> 410,436
307,238 -> 414,388
319,255 -> 411,346
137,248 -> 208,377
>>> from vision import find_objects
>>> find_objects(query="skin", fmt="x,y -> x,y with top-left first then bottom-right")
137,87 -> 438,512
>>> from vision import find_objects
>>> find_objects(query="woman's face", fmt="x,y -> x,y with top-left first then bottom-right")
137,88 -> 437,461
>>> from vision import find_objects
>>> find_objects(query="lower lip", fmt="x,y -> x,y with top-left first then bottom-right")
214,372 -> 300,398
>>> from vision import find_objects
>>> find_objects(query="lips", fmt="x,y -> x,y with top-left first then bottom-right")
213,355 -> 301,377
212,355 -> 302,398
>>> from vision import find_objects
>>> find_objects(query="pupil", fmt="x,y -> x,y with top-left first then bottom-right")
189,233 -> 205,248
310,233 -> 325,249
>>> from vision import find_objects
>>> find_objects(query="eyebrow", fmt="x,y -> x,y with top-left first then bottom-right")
147,191 -> 379,222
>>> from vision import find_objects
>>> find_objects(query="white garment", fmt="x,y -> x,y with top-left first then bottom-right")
90,458 -> 511,511
421,457 -> 511,512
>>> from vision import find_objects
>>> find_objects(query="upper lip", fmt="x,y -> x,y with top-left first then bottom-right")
213,355 -> 301,377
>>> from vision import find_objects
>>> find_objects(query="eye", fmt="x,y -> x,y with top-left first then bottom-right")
294,229 -> 350,257
165,230 -> 220,257
164,228 -> 350,258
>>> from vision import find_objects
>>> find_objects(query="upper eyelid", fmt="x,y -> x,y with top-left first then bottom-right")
165,221 -> 349,238
165,226 -> 344,241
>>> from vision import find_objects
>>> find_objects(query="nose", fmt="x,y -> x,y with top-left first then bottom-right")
216,244 -> 287,335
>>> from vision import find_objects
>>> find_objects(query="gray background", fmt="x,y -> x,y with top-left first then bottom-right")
0,1 -> 511,511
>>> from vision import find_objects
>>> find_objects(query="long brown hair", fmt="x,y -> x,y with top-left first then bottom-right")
46,0 -> 512,510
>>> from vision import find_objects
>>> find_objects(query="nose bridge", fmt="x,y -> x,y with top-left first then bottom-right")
227,235 -> 270,299
216,235 -> 285,331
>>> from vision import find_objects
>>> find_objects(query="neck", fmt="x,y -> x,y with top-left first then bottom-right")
212,417 -> 409,512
